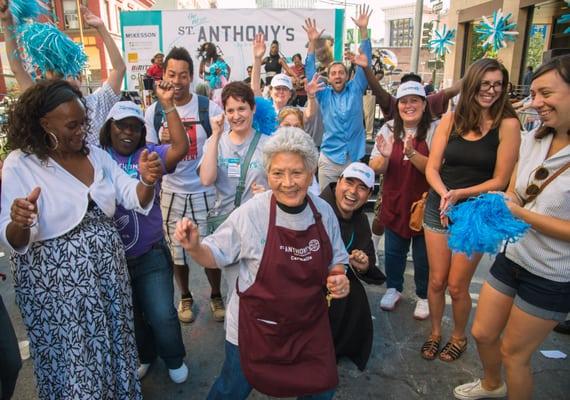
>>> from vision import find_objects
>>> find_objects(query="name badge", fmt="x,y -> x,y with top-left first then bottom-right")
227,158 -> 241,178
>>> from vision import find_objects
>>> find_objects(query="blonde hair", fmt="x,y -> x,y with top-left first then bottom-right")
278,107 -> 304,129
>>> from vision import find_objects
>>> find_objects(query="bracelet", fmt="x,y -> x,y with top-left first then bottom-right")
308,95 -> 316,99
140,177 -> 155,187
163,106 -> 176,115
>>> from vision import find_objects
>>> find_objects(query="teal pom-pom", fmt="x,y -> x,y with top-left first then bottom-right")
252,96 -> 277,135
18,22 -> 87,78
9,0 -> 48,25
447,193 -> 530,256
207,60 -> 229,89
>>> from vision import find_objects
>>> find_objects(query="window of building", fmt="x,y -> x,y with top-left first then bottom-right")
389,18 -> 413,47
63,0 -> 80,30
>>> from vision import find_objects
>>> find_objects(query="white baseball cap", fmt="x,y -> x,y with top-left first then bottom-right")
341,162 -> 375,189
105,101 -> 145,123
271,73 -> 293,90
396,81 -> 426,100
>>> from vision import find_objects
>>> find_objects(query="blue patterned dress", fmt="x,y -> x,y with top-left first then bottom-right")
11,202 -> 141,399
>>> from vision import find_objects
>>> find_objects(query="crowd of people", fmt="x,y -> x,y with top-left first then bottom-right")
0,3 -> 568,400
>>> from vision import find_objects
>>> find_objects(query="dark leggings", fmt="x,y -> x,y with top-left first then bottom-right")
0,295 -> 21,400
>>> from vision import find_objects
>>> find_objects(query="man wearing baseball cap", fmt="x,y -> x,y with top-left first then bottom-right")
319,162 -> 385,370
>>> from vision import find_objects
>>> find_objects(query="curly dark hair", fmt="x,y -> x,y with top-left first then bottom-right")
99,119 -> 147,151
164,47 -> 194,76
4,80 -> 89,161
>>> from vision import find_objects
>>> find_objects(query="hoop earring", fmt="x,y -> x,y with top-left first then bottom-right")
46,130 -> 59,151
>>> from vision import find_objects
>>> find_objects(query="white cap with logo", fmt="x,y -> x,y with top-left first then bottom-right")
341,162 -> 375,189
396,81 -> 426,100
105,101 -> 145,123
271,73 -> 293,90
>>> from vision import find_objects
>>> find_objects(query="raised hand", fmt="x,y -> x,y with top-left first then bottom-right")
80,5 -> 104,29
305,73 -> 325,97
403,131 -> 414,155
138,149 -> 163,186
10,187 -> 41,228
252,33 -> 266,60
155,80 -> 175,107
375,134 -> 394,158
351,4 -> 373,30
210,114 -> 225,137
175,217 -> 201,251
302,18 -> 324,43
344,50 -> 368,68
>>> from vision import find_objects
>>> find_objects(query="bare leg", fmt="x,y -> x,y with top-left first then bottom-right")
173,264 -> 190,297
205,268 -> 222,297
424,229 -> 451,337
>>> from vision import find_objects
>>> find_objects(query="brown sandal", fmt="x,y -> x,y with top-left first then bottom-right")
439,337 -> 467,362
421,334 -> 441,360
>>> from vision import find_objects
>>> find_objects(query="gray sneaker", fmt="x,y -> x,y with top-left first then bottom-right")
454,379 -> 507,399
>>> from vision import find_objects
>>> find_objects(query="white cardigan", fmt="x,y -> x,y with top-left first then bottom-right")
0,145 -> 152,254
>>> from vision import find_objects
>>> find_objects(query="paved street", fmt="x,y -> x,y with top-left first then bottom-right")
1,230 -> 569,399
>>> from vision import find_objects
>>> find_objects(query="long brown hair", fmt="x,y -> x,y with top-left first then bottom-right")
531,54 -> 570,139
454,58 -> 517,136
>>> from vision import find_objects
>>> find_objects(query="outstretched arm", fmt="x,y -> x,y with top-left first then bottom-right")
81,5 -> 126,94
350,4 -> 373,91
0,1 -> 34,91
251,33 -> 265,96
303,18 -> 324,81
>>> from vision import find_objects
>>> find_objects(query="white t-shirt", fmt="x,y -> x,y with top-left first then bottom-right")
200,131 -> 269,215
0,146 -> 152,254
145,94 -> 223,194
202,190 -> 350,345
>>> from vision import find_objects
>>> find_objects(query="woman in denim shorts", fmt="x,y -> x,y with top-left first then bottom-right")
454,55 -> 570,400
421,59 -> 521,363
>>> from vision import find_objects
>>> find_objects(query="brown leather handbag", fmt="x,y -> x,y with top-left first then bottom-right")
409,192 -> 428,232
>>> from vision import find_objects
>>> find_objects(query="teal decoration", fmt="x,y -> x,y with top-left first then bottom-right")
558,1 -> 570,34
207,60 -> 229,89
252,97 -> 277,136
447,193 -> 530,257
474,9 -> 519,51
9,0 -> 47,25
428,25 -> 456,58
18,22 -> 87,78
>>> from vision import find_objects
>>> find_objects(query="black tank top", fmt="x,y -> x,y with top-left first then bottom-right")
440,127 -> 499,190
264,54 -> 282,85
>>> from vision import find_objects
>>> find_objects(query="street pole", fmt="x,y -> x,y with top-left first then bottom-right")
410,0 -> 424,73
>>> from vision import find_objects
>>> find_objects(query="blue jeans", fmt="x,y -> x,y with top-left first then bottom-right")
127,241 -> 185,369
0,295 -> 21,399
384,228 -> 429,299
207,341 -> 336,400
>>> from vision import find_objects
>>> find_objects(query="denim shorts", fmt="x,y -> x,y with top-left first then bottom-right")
487,253 -> 570,322
422,189 -> 447,233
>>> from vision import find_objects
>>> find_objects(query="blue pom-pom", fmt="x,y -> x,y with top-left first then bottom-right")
17,22 -> 87,78
207,60 -> 229,89
252,96 -> 277,135
9,0 -> 48,25
447,193 -> 530,257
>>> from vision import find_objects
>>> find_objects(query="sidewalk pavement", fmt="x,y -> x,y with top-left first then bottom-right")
1,236 -> 568,399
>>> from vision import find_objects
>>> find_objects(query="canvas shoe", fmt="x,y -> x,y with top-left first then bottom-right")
380,288 -> 402,311
178,297 -> 194,323
454,379 -> 507,400
413,298 -> 430,320
210,296 -> 225,322
169,362 -> 189,384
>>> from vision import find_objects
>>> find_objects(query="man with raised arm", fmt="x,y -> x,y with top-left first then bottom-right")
304,4 -> 373,191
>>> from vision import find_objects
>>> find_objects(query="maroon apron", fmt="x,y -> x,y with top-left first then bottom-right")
237,195 -> 338,397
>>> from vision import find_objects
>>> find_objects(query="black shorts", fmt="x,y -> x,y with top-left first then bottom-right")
488,253 -> 570,322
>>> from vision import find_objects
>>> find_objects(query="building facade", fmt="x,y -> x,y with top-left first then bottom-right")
0,0 -> 155,96
443,0 -> 569,88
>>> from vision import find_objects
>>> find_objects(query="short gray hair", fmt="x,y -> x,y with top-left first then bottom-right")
263,127 -> 318,173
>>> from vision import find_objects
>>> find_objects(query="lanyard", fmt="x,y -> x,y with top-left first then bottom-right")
344,230 -> 355,252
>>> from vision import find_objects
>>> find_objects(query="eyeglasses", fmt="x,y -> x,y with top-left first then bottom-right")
113,119 -> 143,133
525,165 -> 549,200
479,81 -> 503,92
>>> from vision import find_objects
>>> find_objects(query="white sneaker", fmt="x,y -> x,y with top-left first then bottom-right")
380,288 -> 402,311
137,363 -> 151,380
169,362 -> 188,384
413,298 -> 430,320
454,379 -> 507,400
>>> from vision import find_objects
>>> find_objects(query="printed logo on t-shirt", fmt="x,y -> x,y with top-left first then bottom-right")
279,239 -> 321,262
160,118 -> 198,161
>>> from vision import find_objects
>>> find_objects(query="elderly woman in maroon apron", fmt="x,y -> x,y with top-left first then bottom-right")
175,127 -> 350,399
